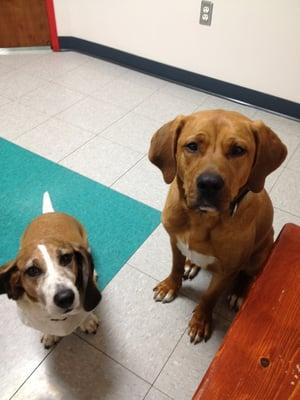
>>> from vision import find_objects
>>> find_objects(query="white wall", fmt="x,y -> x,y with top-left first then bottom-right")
54,0 -> 300,103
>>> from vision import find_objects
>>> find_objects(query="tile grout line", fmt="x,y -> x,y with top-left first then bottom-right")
283,141 -> 300,171
109,154 -> 147,188
268,166 -> 286,193
73,332 -> 152,388
13,94 -> 89,142
8,346 -> 56,400
128,263 -> 233,323
274,206 -> 300,219
143,386 -> 174,400
54,83 -> 163,163
56,107 -> 141,164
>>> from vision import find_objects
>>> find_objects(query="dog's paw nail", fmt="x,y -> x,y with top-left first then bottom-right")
162,290 -> 175,303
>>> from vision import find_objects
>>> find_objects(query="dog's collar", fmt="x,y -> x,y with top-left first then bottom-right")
229,187 -> 250,216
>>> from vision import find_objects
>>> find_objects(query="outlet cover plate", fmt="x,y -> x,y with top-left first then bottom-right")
200,0 -> 213,26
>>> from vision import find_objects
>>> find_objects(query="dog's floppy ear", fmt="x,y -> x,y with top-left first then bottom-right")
74,246 -> 101,312
247,120 -> 287,193
148,115 -> 185,183
0,260 -> 24,300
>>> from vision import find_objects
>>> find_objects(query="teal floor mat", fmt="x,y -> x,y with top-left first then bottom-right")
0,138 -> 161,289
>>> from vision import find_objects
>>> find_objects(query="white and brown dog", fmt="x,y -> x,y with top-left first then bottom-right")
0,192 -> 101,348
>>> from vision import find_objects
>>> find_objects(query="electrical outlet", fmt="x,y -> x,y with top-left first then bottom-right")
199,0 -> 213,26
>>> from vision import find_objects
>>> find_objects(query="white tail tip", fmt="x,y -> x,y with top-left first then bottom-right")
42,191 -> 54,213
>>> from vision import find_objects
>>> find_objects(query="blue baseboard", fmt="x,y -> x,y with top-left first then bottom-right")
59,36 -> 300,121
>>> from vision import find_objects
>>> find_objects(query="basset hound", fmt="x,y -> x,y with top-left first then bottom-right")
149,109 -> 287,344
0,192 -> 101,348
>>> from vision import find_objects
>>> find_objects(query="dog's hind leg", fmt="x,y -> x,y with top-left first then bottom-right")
183,259 -> 201,280
228,231 -> 274,311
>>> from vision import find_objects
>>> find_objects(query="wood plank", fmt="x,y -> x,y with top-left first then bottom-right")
193,223 -> 300,400
0,0 -> 50,47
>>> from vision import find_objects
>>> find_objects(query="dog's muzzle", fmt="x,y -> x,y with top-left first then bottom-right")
196,172 -> 224,211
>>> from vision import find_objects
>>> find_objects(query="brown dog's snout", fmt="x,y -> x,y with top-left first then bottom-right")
197,173 -> 224,198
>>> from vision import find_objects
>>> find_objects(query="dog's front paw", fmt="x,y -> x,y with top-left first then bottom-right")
183,260 -> 201,280
80,313 -> 100,334
153,276 -> 181,303
188,307 -> 212,344
41,334 -> 60,349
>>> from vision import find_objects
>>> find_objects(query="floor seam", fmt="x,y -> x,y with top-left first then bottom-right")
8,346 -> 56,400
57,109 -> 141,164
73,332 -> 152,387
109,154 -> 147,187
274,206 -> 300,219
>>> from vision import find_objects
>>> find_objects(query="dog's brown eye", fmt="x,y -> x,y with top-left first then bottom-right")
229,145 -> 246,157
60,253 -> 73,266
186,142 -> 198,153
26,266 -> 42,277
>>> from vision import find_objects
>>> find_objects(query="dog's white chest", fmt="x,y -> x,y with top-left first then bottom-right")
176,240 -> 216,268
17,298 -> 89,336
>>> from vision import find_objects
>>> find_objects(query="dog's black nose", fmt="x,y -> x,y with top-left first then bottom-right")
197,173 -> 224,195
54,289 -> 75,309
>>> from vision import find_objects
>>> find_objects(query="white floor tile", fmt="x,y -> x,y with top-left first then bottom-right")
52,61 -> 120,95
286,143 -> 300,172
265,166 -> 285,192
85,56 -> 127,76
57,96 -> 127,134
92,78 -> 155,111
0,296 -> 51,400
0,70 -> 48,100
0,53 -> 47,69
60,135 -> 143,186
160,82 -> 208,104
134,91 -> 198,123
273,207 -> 300,238
128,224 -> 169,282
0,101 -> 49,140
15,118 -> 94,162
77,264 -> 196,383
121,69 -> 167,90
199,95 -> 257,118
12,334 -> 150,400
21,51 -> 91,80
101,112 -> 161,153
155,317 -> 230,400
0,95 -> 12,107
145,387 -> 173,400
0,63 -> 12,77
20,82 -> 83,117
253,110 -> 300,133
112,156 -> 169,210
270,168 -> 300,216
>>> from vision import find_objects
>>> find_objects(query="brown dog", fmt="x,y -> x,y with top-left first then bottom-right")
149,109 -> 287,344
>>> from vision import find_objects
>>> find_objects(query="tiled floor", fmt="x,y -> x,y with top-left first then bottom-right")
0,49 -> 299,400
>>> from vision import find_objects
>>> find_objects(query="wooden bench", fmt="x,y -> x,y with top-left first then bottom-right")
193,223 -> 300,400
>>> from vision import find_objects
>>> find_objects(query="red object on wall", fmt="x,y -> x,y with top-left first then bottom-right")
45,0 -> 60,51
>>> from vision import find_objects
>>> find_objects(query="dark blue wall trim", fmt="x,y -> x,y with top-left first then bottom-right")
59,36 -> 300,120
